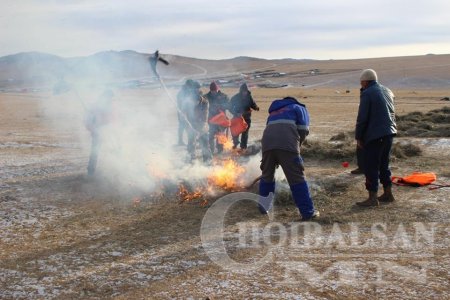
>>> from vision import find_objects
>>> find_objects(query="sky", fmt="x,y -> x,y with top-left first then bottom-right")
1,0 -> 450,60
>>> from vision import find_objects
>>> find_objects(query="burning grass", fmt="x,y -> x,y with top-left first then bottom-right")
175,157 -> 249,207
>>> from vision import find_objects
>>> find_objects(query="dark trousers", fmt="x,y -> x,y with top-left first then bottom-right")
178,116 -> 187,145
187,129 -> 212,161
87,133 -> 101,175
232,118 -> 251,149
363,135 -> 394,192
356,145 -> 365,171
260,149 -> 306,186
208,124 -> 226,154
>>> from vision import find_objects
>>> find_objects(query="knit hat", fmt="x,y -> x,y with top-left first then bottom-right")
210,81 -> 219,92
360,69 -> 378,81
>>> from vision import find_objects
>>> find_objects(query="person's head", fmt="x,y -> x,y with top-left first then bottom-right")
185,79 -> 195,88
360,69 -> 377,89
210,81 -> 219,94
191,80 -> 201,90
239,83 -> 249,95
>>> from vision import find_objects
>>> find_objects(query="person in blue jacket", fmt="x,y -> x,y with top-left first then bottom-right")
259,96 -> 319,221
355,69 -> 397,206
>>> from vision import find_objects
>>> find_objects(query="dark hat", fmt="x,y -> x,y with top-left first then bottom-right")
239,83 -> 249,92
210,81 -> 219,92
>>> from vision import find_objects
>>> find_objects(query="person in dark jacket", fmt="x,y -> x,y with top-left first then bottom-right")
176,79 -> 196,146
229,83 -> 259,150
180,81 -> 212,162
259,97 -> 319,221
205,81 -> 229,154
355,69 -> 397,206
85,89 -> 115,176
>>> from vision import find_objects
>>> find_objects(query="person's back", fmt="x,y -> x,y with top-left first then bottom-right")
356,81 -> 397,144
355,69 -> 397,207
262,97 -> 309,154
259,96 -> 318,221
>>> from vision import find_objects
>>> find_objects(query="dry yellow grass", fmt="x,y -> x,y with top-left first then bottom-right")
0,86 -> 449,299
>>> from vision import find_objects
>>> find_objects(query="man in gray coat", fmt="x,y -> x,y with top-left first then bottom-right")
355,69 -> 397,206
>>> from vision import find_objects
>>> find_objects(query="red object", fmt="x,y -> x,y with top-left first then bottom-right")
230,117 -> 248,137
209,111 -> 231,127
342,162 -> 349,168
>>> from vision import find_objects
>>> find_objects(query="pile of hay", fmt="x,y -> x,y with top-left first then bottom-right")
302,133 -> 421,161
302,139 -> 355,161
396,106 -> 450,137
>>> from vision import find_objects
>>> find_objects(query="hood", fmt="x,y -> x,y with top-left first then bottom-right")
268,97 -> 304,113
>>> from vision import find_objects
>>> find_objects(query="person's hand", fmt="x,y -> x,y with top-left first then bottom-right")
255,106 -> 260,111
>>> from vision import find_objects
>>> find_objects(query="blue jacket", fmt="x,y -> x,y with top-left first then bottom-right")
262,97 -> 310,153
355,81 -> 397,143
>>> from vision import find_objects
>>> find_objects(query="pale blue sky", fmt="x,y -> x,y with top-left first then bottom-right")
1,0 -> 449,59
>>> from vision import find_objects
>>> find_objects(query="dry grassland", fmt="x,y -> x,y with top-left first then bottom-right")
0,87 -> 449,299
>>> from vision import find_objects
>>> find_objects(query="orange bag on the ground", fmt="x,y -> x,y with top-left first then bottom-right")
230,117 -> 248,137
392,172 -> 437,187
208,111 -> 231,127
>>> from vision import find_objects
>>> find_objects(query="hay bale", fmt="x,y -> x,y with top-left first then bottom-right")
302,140 -> 355,161
397,107 -> 450,137
392,142 -> 422,158
397,120 -> 418,133
428,113 -> 450,124
396,111 -> 423,122
434,125 -> 450,137
329,132 -> 351,141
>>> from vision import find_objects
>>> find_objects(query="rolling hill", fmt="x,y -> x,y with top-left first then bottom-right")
1,51 -> 450,90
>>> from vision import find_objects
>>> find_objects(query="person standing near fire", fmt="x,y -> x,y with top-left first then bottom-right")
229,83 -> 259,150
180,80 -> 212,162
84,89 -> 115,176
176,79 -> 196,146
258,96 -> 319,221
355,69 -> 397,207
205,81 -> 230,155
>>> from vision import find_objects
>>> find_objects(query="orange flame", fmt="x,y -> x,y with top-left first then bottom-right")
215,133 -> 233,151
178,184 -> 205,202
208,158 -> 245,191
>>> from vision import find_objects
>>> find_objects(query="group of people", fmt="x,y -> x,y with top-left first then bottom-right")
176,80 -> 259,161
258,68 -> 397,221
85,68 -> 397,222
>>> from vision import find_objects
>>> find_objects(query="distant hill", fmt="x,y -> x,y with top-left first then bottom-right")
0,51 -> 449,90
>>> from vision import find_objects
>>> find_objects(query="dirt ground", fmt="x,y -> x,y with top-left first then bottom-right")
1,88 -> 449,299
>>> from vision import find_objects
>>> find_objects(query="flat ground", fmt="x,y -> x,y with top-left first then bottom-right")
1,87 -> 449,299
